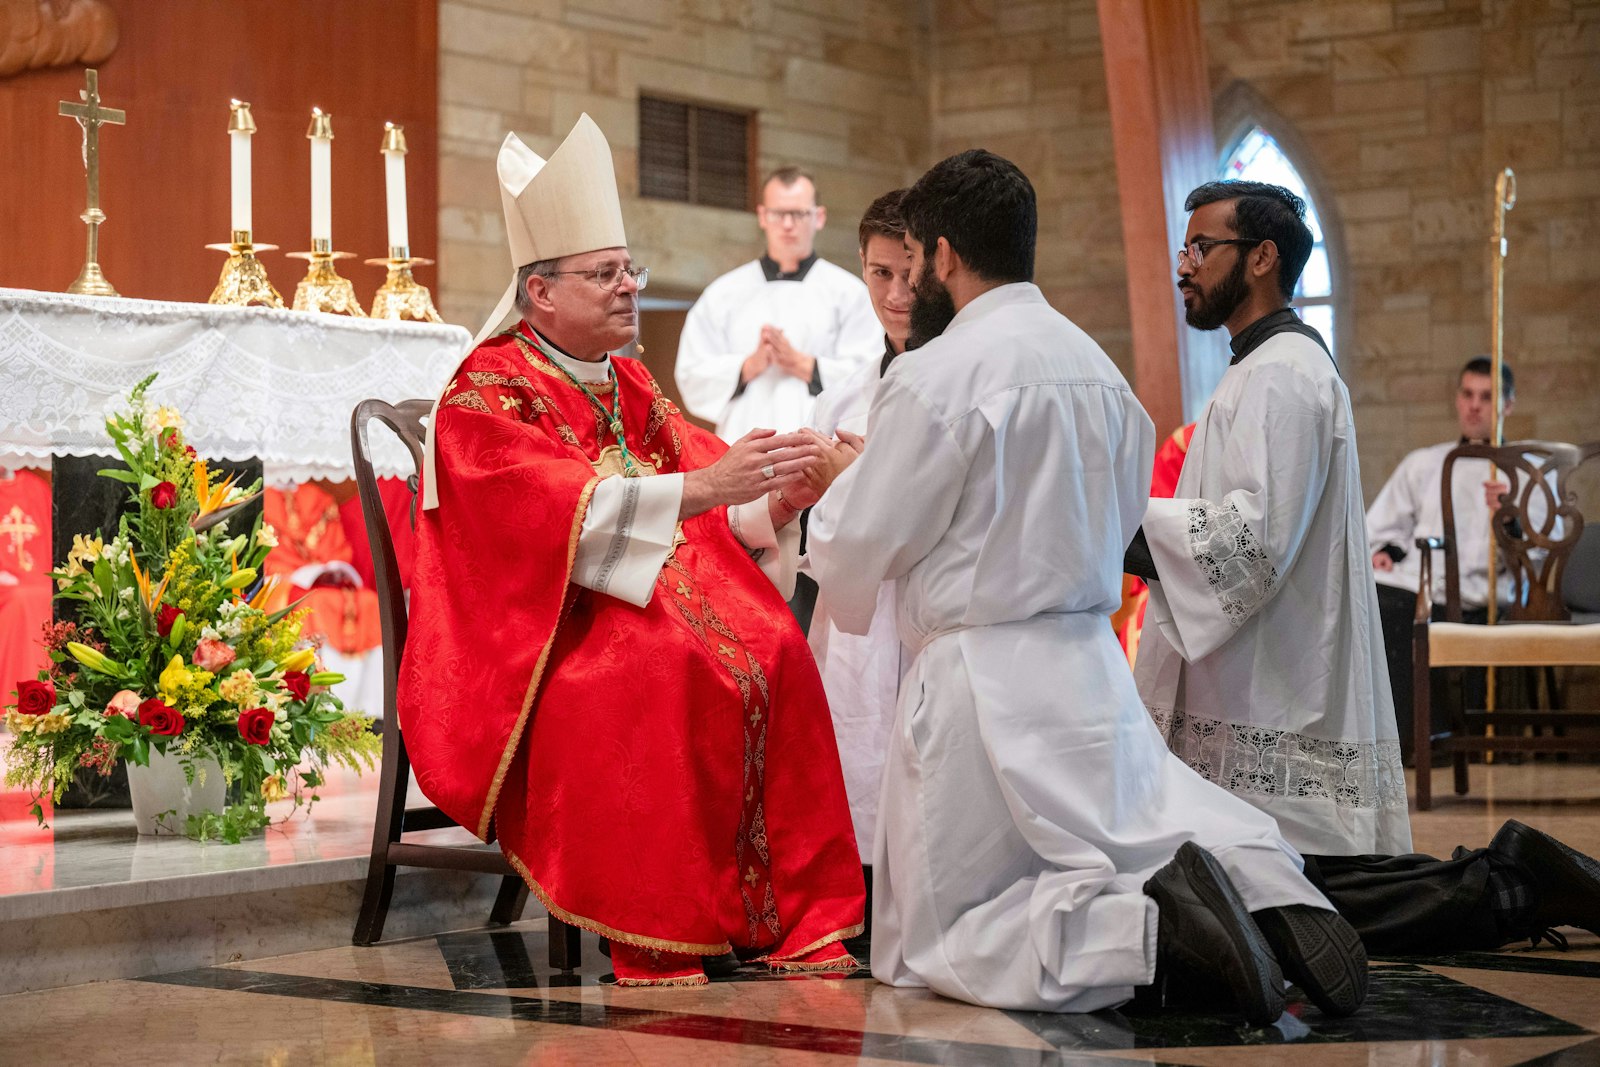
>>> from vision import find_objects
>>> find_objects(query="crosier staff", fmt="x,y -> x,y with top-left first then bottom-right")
1485,167 -> 1515,738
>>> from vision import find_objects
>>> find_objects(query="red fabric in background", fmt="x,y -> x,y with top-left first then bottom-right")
1115,423 -> 1196,664
343,477 -> 417,593
398,331 -> 863,959
0,470 -> 52,698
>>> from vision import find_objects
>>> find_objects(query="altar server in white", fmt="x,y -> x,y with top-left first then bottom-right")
675,166 -> 881,442
808,150 -> 1367,1023
804,187 -> 912,862
1131,180 -> 1412,860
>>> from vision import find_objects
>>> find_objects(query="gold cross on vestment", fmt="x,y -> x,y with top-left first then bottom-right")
58,69 -> 125,297
0,505 -> 40,572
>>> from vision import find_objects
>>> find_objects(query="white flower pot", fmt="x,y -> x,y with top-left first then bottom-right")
124,747 -> 225,835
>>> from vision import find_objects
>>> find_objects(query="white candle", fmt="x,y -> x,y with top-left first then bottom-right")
309,108 -> 332,243
382,123 -> 409,252
229,100 -> 253,234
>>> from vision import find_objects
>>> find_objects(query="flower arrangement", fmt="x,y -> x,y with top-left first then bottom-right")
3,375 -> 380,841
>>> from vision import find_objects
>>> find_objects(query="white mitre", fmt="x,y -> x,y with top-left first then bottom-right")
423,113 -> 628,510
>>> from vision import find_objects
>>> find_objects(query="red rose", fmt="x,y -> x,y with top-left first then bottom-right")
156,604 -> 184,637
151,481 -> 177,509
185,445 -> 197,459
161,429 -> 179,451
15,679 -> 55,715
281,670 -> 311,701
137,698 -> 184,736
237,706 -> 275,746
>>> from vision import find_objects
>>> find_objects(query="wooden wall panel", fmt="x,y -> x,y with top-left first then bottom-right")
1097,0 -> 1218,439
0,0 -> 437,305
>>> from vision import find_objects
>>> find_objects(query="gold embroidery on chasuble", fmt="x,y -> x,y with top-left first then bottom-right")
656,559 -> 777,949
444,390 -> 493,414
467,371 -> 535,389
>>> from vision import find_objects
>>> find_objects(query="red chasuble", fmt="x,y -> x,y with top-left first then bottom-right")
398,330 -> 864,959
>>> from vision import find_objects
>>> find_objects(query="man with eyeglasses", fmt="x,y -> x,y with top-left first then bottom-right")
675,166 -> 881,444
1130,179 -> 1410,869
400,116 -> 866,987
1130,181 -> 1600,960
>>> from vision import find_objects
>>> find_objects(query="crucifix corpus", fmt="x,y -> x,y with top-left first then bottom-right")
59,67 -> 126,297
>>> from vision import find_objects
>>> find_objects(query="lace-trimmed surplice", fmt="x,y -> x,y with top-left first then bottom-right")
1135,330 -> 1412,858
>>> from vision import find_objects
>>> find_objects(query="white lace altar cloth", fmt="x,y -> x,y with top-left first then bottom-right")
0,288 -> 468,481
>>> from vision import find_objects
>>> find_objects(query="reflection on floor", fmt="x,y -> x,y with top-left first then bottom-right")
1,761 -> 1596,1064
3,923 -> 1598,1065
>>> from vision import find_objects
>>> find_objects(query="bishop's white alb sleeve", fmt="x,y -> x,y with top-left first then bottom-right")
571,473 -> 684,608
1143,363 -> 1333,662
727,496 -> 801,599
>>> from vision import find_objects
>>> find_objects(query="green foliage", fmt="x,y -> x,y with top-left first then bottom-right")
4,375 -> 379,842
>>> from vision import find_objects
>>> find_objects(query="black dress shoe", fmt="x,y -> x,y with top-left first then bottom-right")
1252,905 -> 1368,1017
1143,842 -> 1286,1028
1489,820 -> 1600,937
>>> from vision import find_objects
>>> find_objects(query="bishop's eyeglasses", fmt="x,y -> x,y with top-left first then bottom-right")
1176,238 -> 1261,269
543,264 -> 650,292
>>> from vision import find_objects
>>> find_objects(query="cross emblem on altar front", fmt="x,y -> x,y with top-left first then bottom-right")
0,505 -> 39,572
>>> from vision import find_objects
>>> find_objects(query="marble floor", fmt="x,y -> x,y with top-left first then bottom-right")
3,761 -> 1598,1065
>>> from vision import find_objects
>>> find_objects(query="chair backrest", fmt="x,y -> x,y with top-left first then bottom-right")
1438,439 -> 1598,622
350,398 -> 432,717
1564,521 -> 1600,617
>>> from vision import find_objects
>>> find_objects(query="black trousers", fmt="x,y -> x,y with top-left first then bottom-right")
1304,849 -> 1516,955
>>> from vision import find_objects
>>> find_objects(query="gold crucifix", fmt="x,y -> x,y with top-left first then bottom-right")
58,68 -> 125,297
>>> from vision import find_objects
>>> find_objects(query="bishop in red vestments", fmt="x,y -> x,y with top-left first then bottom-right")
398,116 -> 864,986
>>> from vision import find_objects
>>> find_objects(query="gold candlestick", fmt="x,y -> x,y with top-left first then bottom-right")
59,69 -> 126,297
207,230 -> 284,307
289,240 -> 366,315
366,248 -> 442,323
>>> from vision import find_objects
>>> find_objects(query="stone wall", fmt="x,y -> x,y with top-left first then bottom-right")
1203,0 -> 1600,499
435,0 -> 1598,502
436,0 -> 930,332
927,0 -> 1133,377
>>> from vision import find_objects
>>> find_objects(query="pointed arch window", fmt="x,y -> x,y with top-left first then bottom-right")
1222,127 -> 1336,358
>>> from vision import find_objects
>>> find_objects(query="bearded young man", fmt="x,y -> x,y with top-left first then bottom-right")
1130,181 -> 1600,957
399,116 -> 865,987
806,150 -> 1368,1024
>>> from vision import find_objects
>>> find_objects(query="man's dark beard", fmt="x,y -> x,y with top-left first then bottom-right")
1183,252 -> 1250,331
906,260 -> 958,351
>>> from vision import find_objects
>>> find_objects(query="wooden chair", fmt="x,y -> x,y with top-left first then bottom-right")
349,398 -> 582,973
1411,439 -> 1600,809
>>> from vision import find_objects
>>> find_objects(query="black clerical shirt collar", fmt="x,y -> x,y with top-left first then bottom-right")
880,335 -> 899,378
760,253 -> 818,282
1228,306 -> 1333,366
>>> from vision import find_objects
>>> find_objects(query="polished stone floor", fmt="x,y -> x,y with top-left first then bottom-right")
3,922 -> 1598,1065
3,761 -> 1598,1065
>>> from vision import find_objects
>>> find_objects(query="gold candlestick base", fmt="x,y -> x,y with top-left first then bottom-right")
287,249 -> 366,316
366,255 -> 442,323
206,239 -> 284,308
68,258 -> 119,298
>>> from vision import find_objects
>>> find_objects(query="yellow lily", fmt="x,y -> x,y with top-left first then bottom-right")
158,655 -> 192,701
280,648 -> 317,673
220,567 -> 257,591
67,641 -> 124,676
